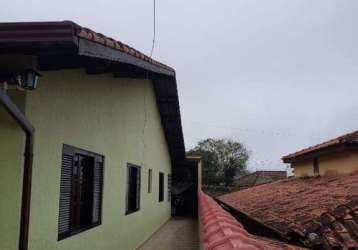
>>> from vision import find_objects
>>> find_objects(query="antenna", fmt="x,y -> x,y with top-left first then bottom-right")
150,0 -> 156,58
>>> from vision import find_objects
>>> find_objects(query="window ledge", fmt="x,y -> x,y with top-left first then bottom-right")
58,222 -> 101,241
125,209 -> 140,216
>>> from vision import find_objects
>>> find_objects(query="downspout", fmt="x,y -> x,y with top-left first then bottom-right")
0,88 -> 34,250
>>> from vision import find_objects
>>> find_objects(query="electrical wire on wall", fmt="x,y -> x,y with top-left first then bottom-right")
150,0 -> 156,58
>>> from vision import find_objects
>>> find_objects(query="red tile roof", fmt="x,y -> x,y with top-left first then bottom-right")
219,172 -> 358,249
234,171 -> 286,188
199,191 -> 307,250
0,21 -> 175,76
75,24 -> 174,73
282,130 -> 358,162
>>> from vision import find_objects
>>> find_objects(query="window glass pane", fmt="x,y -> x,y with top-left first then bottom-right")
72,154 -> 95,230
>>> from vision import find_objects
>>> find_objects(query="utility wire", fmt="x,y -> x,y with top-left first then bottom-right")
150,0 -> 156,58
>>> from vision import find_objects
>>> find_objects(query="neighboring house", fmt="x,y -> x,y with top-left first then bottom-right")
0,21 -> 187,250
282,130 -> 358,177
233,171 -> 286,189
219,172 -> 358,249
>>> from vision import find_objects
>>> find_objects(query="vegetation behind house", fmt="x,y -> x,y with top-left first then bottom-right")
188,138 -> 250,187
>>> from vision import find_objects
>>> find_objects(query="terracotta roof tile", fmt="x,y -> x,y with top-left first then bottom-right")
74,22 -> 174,73
234,171 -> 287,188
219,172 -> 358,249
283,130 -> 358,162
0,21 -> 174,75
199,191 -> 307,250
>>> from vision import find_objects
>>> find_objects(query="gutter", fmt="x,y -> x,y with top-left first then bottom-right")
0,89 -> 34,250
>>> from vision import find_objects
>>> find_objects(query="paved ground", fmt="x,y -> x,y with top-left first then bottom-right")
138,217 -> 199,250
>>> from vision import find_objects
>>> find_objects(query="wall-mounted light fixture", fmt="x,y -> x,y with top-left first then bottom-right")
0,68 -> 42,91
17,69 -> 42,90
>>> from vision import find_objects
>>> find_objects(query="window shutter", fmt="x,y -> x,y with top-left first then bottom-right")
125,164 -> 141,214
148,169 -> 152,193
168,174 -> 171,202
92,156 -> 104,224
136,168 -> 141,210
159,172 -> 164,202
125,166 -> 130,213
58,145 -> 75,238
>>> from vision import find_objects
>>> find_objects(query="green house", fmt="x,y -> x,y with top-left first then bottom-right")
0,21 -> 190,250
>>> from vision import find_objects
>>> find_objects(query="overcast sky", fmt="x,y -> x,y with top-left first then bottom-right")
2,0 -> 358,171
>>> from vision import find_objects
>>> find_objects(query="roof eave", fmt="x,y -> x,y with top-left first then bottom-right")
282,143 -> 358,163
77,38 -> 175,77
0,21 -> 175,77
0,20 -> 185,166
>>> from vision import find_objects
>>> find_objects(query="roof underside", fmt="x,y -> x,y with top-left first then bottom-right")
0,21 -> 185,165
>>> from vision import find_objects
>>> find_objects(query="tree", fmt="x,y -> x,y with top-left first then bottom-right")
188,138 -> 250,186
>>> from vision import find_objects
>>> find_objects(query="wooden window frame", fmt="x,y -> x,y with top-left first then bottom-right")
58,144 -> 104,241
159,172 -> 164,202
148,169 -> 152,193
125,163 -> 141,215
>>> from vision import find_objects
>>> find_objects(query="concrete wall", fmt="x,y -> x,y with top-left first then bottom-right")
293,150 -> 358,177
22,69 -> 171,250
292,159 -> 314,177
0,91 -> 26,250
319,151 -> 358,175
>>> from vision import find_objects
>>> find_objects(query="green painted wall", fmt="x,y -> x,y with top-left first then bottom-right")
23,69 -> 172,250
0,91 -> 26,250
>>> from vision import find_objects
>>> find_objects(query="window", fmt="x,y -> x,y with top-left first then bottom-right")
159,172 -> 164,202
313,158 -> 319,175
126,164 -> 141,215
148,169 -> 152,193
167,174 -> 171,202
58,145 -> 104,240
